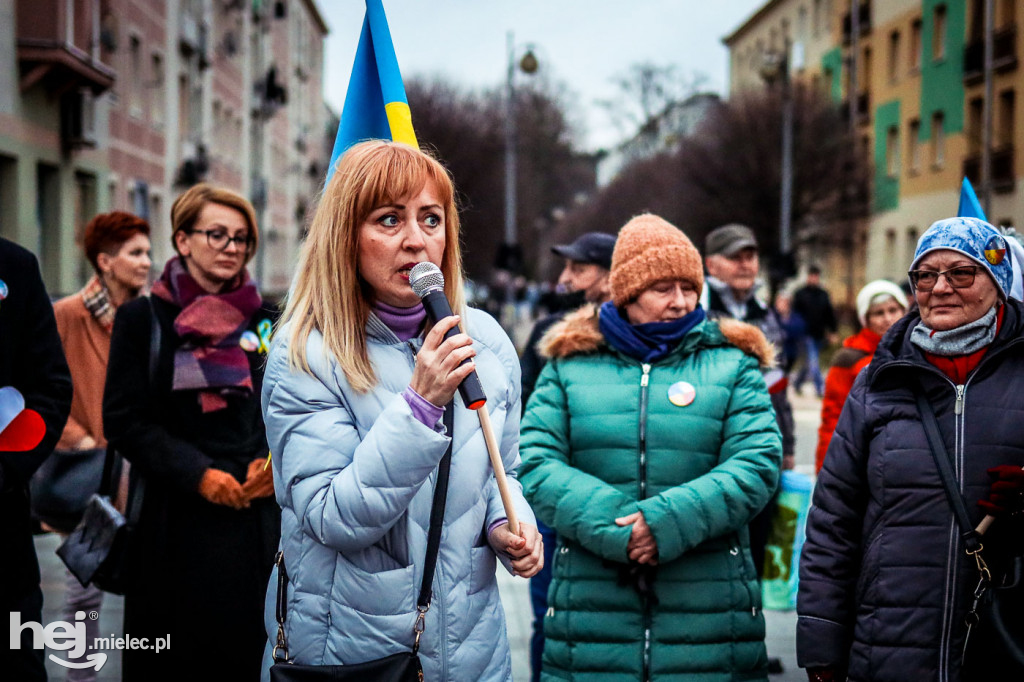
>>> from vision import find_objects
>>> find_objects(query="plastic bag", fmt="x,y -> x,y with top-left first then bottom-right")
762,470 -> 813,610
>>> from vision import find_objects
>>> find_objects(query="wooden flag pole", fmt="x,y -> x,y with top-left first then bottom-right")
475,405 -> 520,536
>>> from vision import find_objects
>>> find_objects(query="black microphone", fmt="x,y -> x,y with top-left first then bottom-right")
409,262 -> 488,410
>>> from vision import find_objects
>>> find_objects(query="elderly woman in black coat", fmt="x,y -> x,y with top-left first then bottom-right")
797,216 -> 1024,682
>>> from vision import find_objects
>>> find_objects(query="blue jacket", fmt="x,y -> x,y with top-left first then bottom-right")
260,309 -> 535,681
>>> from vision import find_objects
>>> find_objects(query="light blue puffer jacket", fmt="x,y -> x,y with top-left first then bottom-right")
259,309 -> 535,682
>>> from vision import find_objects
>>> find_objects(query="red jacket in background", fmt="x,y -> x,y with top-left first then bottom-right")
815,327 -> 881,472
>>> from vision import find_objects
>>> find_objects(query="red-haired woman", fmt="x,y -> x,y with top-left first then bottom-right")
51,211 -> 151,681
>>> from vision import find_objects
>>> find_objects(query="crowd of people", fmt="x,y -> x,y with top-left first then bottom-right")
1,140 -> 1022,682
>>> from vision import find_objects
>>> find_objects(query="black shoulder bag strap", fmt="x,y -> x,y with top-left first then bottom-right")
98,297 -> 159,524
912,381 -> 990,579
273,402 -> 455,663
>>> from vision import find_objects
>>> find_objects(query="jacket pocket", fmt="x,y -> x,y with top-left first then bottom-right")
855,529 -> 885,604
468,545 -> 497,595
332,556 -> 416,615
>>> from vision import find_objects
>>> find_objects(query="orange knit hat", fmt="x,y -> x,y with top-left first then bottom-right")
609,214 -> 704,306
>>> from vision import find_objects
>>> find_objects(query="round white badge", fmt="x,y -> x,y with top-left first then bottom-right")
668,381 -> 696,407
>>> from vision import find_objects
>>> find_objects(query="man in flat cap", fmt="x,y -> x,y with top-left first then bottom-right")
703,223 -> 794,675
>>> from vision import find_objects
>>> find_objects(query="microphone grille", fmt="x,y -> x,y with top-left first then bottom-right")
409,262 -> 445,298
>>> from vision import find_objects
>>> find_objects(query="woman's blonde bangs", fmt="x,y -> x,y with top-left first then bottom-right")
278,140 -> 466,391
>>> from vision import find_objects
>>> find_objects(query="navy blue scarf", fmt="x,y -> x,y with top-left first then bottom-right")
598,300 -> 706,363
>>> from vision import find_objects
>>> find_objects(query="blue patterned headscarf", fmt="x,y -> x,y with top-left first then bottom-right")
911,216 -> 1014,299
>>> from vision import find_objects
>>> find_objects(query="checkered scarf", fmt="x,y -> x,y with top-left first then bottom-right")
81,275 -> 116,332
150,257 -> 261,413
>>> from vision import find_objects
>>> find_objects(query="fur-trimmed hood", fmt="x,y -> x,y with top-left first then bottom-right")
539,303 -> 776,368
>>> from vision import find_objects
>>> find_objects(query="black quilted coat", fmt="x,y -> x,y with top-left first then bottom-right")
796,299 -> 1024,682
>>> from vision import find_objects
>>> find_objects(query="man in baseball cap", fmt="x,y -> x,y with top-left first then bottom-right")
550,232 -> 616,306
520,230 -> 615,682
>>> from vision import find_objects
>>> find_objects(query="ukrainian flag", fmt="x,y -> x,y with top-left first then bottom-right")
327,0 -> 417,180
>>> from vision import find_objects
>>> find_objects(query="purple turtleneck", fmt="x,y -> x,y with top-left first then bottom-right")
372,301 -> 444,429
373,300 -> 427,341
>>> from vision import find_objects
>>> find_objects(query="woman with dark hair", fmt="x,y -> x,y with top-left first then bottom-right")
48,211 -> 150,681
103,184 -> 279,681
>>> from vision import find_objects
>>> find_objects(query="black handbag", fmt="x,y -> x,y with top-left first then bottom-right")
56,297 -> 159,593
913,384 -> 1024,677
30,445 -> 110,532
270,403 -> 454,682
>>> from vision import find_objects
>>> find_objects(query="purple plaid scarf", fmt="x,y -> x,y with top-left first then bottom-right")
150,257 -> 261,412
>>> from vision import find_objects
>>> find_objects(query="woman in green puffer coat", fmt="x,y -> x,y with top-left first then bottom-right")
520,214 -> 782,682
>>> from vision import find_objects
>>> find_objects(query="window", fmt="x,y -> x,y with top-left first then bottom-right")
999,0 -> 1015,27
931,112 -> 945,167
150,53 -> 164,127
906,228 -> 919,267
908,119 -> 921,172
998,89 -> 1015,147
128,35 -> 142,117
888,31 -> 901,82
910,19 -> 923,71
933,5 -> 947,61
813,0 -> 823,36
968,97 -> 983,155
887,125 -> 900,176
886,229 -> 898,274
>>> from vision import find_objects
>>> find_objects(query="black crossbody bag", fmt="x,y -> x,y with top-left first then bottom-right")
56,297 -> 157,593
913,383 -> 1024,676
270,403 -> 454,682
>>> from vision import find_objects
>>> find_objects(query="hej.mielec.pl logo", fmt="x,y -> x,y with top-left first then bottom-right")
10,610 -> 170,671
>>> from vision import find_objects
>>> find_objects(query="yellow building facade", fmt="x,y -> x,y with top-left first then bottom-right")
726,0 -> 1023,290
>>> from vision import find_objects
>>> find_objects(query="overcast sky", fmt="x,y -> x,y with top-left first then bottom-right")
319,1 -> 764,152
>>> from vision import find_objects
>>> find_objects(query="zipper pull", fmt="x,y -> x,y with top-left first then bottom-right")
955,384 -> 965,415
641,363 -> 651,387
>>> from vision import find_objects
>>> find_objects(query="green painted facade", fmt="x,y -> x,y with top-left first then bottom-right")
919,0 -> 966,139
821,48 -> 843,103
874,100 -> 902,212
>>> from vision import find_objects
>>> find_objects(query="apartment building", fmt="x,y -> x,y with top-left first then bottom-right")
1,0 -> 329,296
725,0 -> 1023,289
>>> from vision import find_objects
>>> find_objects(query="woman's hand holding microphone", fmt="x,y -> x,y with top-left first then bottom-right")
409,315 -> 476,407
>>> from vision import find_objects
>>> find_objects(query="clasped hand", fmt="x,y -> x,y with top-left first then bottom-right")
489,522 -> 544,578
616,511 -> 658,565
409,315 -> 477,407
198,458 -> 274,509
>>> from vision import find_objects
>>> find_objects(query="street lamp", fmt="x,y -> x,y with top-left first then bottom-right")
760,43 -> 794,258
501,31 -> 538,273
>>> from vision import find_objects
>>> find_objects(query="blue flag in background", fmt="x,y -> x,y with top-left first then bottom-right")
958,177 -> 1024,300
327,0 -> 417,181
957,177 -> 987,221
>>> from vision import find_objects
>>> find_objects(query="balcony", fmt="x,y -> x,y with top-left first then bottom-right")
16,0 -> 115,94
842,3 -> 872,45
963,145 -> 1016,194
963,26 -> 1018,84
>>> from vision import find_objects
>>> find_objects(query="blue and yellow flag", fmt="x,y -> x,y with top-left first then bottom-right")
327,0 -> 417,181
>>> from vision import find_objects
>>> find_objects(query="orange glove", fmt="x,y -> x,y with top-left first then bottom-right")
198,468 -> 248,509
241,457 -> 275,502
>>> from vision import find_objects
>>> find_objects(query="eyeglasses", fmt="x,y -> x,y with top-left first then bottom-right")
189,229 -> 253,253
907,265 -> 980,292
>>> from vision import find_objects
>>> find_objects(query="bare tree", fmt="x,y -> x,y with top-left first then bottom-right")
596,62 -> 708,139
407,77 -> 597,283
